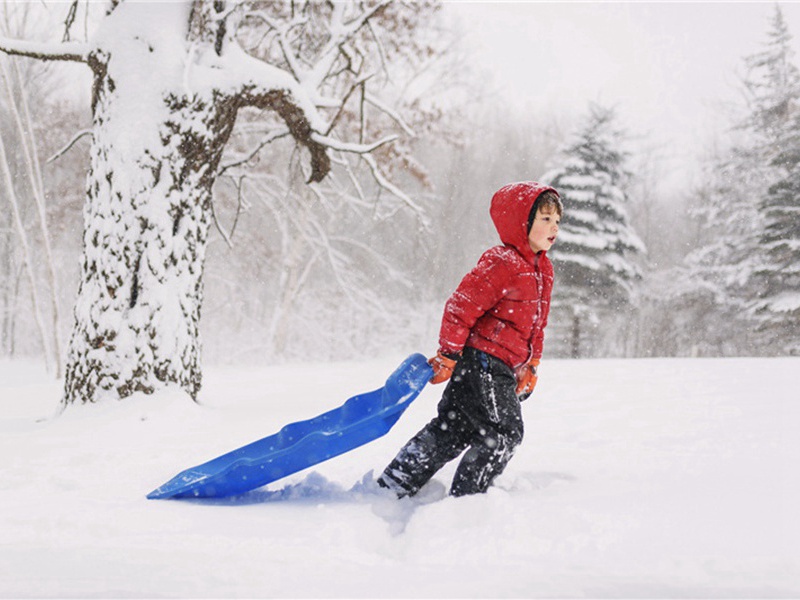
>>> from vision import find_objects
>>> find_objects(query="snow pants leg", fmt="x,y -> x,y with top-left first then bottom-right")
378,347 -> 524,497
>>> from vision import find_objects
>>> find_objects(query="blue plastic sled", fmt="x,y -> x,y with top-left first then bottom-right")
147,353 -> 432,500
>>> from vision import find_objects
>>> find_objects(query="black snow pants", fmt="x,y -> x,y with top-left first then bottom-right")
378,346 -> 524,497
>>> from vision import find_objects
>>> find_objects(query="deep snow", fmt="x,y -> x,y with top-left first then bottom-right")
1,355 -> 799,598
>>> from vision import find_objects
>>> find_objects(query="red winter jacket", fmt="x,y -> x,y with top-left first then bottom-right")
438,182 -> 557,369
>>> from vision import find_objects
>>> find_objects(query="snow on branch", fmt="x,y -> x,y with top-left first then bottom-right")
301,3 -> 383,90
364,92 -> 415,137
360,152 -> 427,220
238,84 -> 330,182
311,132 -> 398,154
245,1 -> 391,91
47,129 -> 93,163
0,36 -> 88,63
242,10 -> 307,81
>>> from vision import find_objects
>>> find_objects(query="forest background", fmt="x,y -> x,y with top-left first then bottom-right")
2,0 -> 799,389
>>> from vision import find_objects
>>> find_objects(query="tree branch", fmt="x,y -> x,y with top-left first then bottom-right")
62,0 -> 79,43
243,10 -> 307,81
311,131 -> 398,154
0,36 -> 88,63
360,152 -> 428,220
238,85 -> 330,183
211,175 -> 246,249
324,73 -> 373,135
217,127 -> 290,176
47,129 -> 93,163
365,92 -> 415,137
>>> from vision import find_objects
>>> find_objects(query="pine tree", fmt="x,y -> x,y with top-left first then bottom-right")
742,5 -> 800,144
752,111 -> 800,354
748,5 -> 800,354
680,4 -> 800,355
542,104 -> 645,358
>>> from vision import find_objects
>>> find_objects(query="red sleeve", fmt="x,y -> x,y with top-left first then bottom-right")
438,248 -> 510,355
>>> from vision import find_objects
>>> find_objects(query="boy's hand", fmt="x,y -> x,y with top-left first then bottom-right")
429,351 -> 459,384
515,359 -> 540,400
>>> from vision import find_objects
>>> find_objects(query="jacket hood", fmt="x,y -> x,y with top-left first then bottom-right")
490,181 -> 558,263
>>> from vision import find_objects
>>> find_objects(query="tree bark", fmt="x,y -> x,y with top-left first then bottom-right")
59,1 -> 331,405
1,0 -> 426,404
570,311 -> 581,360
63,49 -> 242,403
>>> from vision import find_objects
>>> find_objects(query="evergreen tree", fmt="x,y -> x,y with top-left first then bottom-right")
669,148 -> 768,356
748,5 -> 800,354
742,4 -> 800,143
542,104 -> 645,358
752,109 -> 800,354
680,4 -> 800,355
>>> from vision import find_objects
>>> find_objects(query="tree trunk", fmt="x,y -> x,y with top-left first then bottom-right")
0,227 -> 14,355
62,52 -> 238,404
570,311 -> 581,360
0,0 -> 334,404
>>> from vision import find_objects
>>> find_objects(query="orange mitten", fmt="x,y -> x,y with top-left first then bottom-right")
515,358 -> 540,399
428,351 -> 459,384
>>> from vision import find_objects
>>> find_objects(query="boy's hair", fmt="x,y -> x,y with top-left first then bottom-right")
537,191 -> 563,216
527,190 -> 563,233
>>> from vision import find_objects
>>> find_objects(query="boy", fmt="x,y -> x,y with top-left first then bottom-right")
378,181 -> 562,497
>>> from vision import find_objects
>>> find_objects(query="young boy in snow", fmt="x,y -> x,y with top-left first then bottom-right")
378,182 -> 562,498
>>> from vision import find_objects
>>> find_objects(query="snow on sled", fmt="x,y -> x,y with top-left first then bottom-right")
147,353 -> 433,500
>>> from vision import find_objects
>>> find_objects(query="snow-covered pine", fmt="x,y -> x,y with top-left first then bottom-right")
749,6 -> 800,355
0,0 -> 420,405
753,111 -> 800,354
741,5 -> 800,144
679,5 -> 800,356
673,152 -> 767,355
542,104 -> 645,358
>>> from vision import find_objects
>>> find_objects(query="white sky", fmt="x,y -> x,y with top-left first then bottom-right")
445,1 -> 800,196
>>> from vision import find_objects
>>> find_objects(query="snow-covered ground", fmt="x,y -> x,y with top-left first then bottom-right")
1,355 -> 798,598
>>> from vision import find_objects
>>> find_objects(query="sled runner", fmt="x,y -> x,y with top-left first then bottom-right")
147,353 -> 432,500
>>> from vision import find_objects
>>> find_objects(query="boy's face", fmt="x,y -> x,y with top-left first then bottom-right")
528,206 -> 560,253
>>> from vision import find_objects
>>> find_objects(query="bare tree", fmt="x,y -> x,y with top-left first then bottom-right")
0,3 -> 67,372
203,0 -> 452,361
0,0 -> 437,405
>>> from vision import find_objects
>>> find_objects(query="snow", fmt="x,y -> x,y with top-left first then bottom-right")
0,36 -> 88,62
2,355 -> 799,598
758,292 -> 800,313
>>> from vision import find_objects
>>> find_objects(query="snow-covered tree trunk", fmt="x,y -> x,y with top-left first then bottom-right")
64,80 -> 234,401
1,0 -> 440,403
64,2 -> 336,404
2,1 -> 335,404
